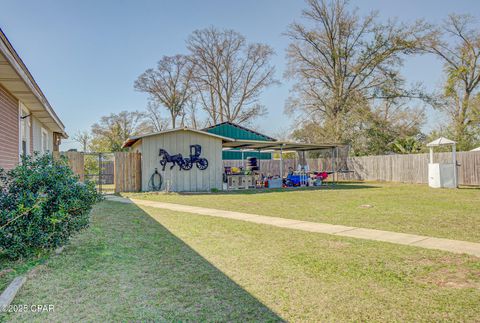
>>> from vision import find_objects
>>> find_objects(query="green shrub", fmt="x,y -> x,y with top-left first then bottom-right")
0,154 -> 100,259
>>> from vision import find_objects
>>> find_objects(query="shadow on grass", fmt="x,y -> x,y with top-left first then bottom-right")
176,182 -> 380,196
458,185 -> 480,190
6,201 -> 283,322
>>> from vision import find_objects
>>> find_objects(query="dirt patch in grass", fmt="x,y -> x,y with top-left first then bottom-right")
406,255 -> 467,267
325,240 -> 352,249
419,267 -> 480,289
27,264 -> 47,279
0,268 -> 13,277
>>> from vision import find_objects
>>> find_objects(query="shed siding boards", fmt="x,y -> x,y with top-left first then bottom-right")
0,84 -> 19,170
140,131 -> 223,192
204,122 -> 274,160
131,140 -> 142,154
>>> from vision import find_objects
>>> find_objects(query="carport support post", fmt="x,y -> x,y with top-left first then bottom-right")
98,153 -> 102,193
452,143 -> 457,188
279,146 -> 283,178
331,147 -> 336,185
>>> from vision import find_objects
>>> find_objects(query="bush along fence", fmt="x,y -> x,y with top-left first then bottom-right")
224,151 -> 480,186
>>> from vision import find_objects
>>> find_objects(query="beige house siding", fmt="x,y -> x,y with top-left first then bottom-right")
0,84 -> 55,170
31,115 -> 54,153
139,131 -> 223,192
0,84 -> 19,169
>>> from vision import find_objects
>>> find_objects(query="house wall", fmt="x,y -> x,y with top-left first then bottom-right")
31,115 -> 53,153
0,84 -> 19,169
139,131 -> 223,192
0,83 -> 56,170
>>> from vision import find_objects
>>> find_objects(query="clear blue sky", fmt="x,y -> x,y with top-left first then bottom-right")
1,0 -> 479,150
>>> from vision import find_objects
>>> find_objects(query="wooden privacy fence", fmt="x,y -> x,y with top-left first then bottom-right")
342,151 -> 480,185
53,151 -> 84,181
114,152 -> 142,193
224,151 -> 480,186
55,151 -> 142,193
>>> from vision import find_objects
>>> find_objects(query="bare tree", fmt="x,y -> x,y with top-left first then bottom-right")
90,110 -> 148,152
285,0 -> 432,142
179,97 -> 205,129
72,130 -> 91,152
425,14 -> 480,150
134,55 -> 194,128
141,101 -> 170,132
187,27 -> 278,125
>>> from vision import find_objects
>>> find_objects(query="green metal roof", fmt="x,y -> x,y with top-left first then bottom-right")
222,150 -> 272,160
204,122 -> 275,160
203,122 -> 276,142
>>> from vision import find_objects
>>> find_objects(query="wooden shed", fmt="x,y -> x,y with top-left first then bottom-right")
122,128 -> 233,192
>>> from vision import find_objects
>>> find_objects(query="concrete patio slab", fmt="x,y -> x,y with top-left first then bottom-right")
105,195 -> 480,258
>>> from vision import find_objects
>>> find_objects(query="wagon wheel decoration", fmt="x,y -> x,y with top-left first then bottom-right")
181,158 -> 193,170
196,158 -> 208,170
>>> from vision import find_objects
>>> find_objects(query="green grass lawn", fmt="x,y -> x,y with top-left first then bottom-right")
122,182 -> 480,242
5,201 -> 480,322
0,256 -> 48,294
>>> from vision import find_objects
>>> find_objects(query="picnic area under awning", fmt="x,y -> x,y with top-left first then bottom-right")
222,139 -> 343,180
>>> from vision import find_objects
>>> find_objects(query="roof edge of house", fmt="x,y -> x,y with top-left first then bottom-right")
0,28 -> 66,137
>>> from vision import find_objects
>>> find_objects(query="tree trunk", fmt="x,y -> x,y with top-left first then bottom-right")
455,92 -> 471,149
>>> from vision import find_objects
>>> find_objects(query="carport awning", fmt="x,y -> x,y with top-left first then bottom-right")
222,139 -> 341,152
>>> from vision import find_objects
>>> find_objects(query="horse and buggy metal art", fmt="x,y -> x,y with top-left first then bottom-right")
159,144 -> 209,171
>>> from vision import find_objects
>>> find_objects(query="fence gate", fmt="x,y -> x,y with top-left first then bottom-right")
84,152 -> 115,194
57,151 -> 142,193
114,152 -> 142,193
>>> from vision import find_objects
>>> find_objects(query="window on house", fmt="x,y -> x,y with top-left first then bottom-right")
20,107 -> 30,157
41,128 -> 49,153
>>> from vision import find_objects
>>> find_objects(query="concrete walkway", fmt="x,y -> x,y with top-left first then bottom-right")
105,195 -> 480,258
